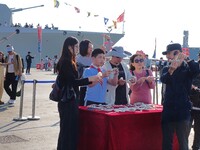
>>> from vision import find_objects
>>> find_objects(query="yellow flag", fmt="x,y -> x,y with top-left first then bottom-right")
54,0 -> 59,8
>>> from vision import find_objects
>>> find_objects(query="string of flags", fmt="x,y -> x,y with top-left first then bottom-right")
53,0 -> 125,31
54,0 -> 59,8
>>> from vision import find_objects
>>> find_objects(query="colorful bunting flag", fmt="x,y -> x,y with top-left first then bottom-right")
87,12 -> 91,17
54,0 -> 59,8
104,18 -> 109,25
63,2 -> 125,32
113,21 -> 117,29
74,7 -> 80,13
117,11 -> 125,22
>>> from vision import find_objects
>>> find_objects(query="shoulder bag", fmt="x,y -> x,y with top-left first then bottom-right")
49,75 -> 76,102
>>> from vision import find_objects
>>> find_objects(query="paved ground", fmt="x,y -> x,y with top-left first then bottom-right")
0,68 -> 195,150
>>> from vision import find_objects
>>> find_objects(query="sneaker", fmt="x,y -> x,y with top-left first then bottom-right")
8,99 -> 15,104
0,101 -> 4,105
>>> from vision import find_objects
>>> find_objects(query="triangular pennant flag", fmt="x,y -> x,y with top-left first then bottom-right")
94,14 -> 99,17
104,18 -> 109,25
87,12 -> 91,17
54,0 -> 59,8
117,11 -> 125,22
74,7 -> 80,13
113,21 -> 117,29
64,2 -> 71,6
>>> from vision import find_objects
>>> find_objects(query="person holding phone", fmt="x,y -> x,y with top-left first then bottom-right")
4,44 -> 22,105
160,43 -> 200,150
129,53 -> 155,104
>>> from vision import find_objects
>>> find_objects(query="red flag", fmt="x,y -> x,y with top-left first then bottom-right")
37,26 -> 42,53
182,48 -> 190,56
117,11 -> 125,22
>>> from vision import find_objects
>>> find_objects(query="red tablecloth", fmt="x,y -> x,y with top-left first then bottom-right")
78,106 -> 179,150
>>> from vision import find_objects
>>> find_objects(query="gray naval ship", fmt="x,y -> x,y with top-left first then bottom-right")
0,3 -> 124,65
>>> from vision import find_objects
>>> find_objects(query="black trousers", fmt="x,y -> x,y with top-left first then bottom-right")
4,73 -> 18,100
189,110 -> 200,150
162,120 -> 190,150
79,87 -> 86,106
26,62 -> 31,73
57,100 -> 79,150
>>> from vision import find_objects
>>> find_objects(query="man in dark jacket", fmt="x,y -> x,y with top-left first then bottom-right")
25,51 -> 34,74
189,56 -> 200,150
160,43 -> 200,150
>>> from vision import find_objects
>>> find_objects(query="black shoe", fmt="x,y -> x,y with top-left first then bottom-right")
16,90 -> 21,97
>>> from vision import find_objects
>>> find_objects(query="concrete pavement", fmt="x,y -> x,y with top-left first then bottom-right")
0,68 -> 195,150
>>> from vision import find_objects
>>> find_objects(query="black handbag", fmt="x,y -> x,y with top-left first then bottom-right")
49,76 -> 75,102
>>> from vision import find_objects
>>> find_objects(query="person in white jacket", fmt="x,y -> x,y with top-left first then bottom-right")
103,46 -> 136,105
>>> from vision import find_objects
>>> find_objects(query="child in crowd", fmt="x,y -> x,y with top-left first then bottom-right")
83,48 -> 118,106
40,59 -> 44,70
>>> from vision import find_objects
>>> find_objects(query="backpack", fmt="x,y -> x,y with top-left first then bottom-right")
77,62 -> 89,79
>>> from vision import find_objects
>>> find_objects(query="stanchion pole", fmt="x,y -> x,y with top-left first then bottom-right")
27,79 -> 40,120
153,68 -> 156,104
155,67 -> 159,104
13,80 -> 27,121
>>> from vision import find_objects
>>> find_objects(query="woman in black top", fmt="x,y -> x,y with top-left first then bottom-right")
56,36 -> 100,150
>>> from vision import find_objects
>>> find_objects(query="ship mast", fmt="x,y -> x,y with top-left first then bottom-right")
182,30 -> 189,56
183,30 -> 189,48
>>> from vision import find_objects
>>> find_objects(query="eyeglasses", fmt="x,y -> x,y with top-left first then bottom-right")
134,59 -> 144,63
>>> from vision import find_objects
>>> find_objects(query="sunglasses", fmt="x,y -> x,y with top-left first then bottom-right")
134,59 -> 144,63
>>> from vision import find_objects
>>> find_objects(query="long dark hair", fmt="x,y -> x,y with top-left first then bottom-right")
58,36 -> 79,70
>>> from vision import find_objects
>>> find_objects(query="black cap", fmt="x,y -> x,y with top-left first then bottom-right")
162,43 -> 182,55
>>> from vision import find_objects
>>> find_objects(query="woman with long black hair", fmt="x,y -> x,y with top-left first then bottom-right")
56,36 -> 100,150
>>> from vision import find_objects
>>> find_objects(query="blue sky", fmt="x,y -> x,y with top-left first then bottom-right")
1,0 -> 200,59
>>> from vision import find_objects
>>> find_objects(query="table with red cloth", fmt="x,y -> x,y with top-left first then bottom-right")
78,105 -> 179,150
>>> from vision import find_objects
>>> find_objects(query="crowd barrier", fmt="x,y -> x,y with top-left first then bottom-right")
13,75 -> 161,122
13,79 -> 55,121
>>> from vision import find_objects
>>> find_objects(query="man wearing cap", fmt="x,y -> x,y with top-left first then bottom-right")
160,43 -> 200,150
25,51 -> 34,75
103,46 -> 136,105
4,44 -> 22,105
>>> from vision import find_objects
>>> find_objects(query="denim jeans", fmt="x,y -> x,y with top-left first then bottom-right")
162,120 -> 190,150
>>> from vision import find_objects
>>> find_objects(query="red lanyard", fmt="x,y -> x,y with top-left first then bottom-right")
90,65 -> 103,85
90,65 -> 102,72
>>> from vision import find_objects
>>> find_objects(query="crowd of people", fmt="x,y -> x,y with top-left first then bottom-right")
0,38 -> 200,150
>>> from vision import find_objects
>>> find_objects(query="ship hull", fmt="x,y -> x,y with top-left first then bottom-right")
0,27 -> 124,66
